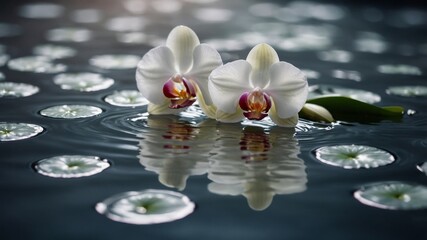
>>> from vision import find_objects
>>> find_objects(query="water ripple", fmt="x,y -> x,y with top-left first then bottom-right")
209,125 -> 307,210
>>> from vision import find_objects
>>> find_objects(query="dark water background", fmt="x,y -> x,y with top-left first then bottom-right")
1,0 -> 427,239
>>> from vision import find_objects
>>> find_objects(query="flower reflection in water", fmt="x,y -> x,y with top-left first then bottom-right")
138,115 -> 215,190
137,115 -> 307,211
208,125 -> 307,211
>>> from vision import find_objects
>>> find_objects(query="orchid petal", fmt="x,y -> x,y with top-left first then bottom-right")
208,60 -> 252,114
147,102 -> 183,115
136,46 -> 175,105
265,61 -> 308,119
216,108 -> 244,123
188,44 -> 223,105
246,43 -> 279,89
166,25 -> 200,73
269,100 -> 299,127
194,83 -> 217,119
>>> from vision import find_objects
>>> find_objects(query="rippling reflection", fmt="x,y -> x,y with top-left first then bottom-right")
208,125 -> 307,211
138,115 -> 215,190
137,115 -> 307,211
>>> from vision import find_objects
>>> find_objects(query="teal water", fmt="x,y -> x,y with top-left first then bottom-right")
1,0 -> 426,239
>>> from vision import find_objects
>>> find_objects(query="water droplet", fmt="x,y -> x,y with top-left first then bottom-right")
33,44 -> 76,59
46,28 -> 92,42
40,105 -> 103,119
386,86 -> 427,97
18,3 -> 64,19
89,55 -> 140,69
314,145 -> 395,169
53,72 -> 114,92
8,56 -> 67,73
95,189 -> 195,224
309,84 -> 380,104
318,50 -> 353,63
407,109 -> 416,116
104,90 -> 148,107
0,82 -> 39,97
0,72 -> 4,81
105,16 -> 146,32
0,54 -> 9,67
354,182 -> 427,210
34,155 -> 110,178
0,122 -> 43,141
71,9 -> 102,23
377,64 -> 422,75
331,69 -> 361,81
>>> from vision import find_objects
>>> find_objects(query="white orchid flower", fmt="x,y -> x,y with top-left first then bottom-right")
208,43 -> 308,127
136,25 -> 222,117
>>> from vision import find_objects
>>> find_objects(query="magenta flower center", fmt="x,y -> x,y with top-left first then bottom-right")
238,89 -> 272,120
162,75 -> 197,109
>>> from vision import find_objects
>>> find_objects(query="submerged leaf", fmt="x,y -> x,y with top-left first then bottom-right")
306,96 -> 404,122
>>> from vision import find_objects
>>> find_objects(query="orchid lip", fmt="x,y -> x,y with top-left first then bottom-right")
238,89 -> 272,120
163,74 -> 197,109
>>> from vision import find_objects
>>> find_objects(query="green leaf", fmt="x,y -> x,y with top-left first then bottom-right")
305,96 -> 404,122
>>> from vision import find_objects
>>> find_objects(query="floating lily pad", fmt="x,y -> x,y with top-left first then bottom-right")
386,86 -> 427,97
309,85 -> 380,103
18,3 -> 64,19
71,9 -> 102,23
46,28 -> 92,42
40,105 -> 103,119
317,50 -> 353,63
331,69 -> 361,82
53,72 -> 114,92
8,56 -> 67,73
0,54 -> 9,67
89,54 -> 140,69
0,122 -> 43,141
95,189 -> 195,224
377,64 -> 422,75
354,182 -> 427,210
314,145 -> 395,169
307,96 -> 404,122
0,82 -> 39,97
104,90 -> 148,107
34,155 -> 110,178
105,16 -> 146,32
33,44 -> 76,59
